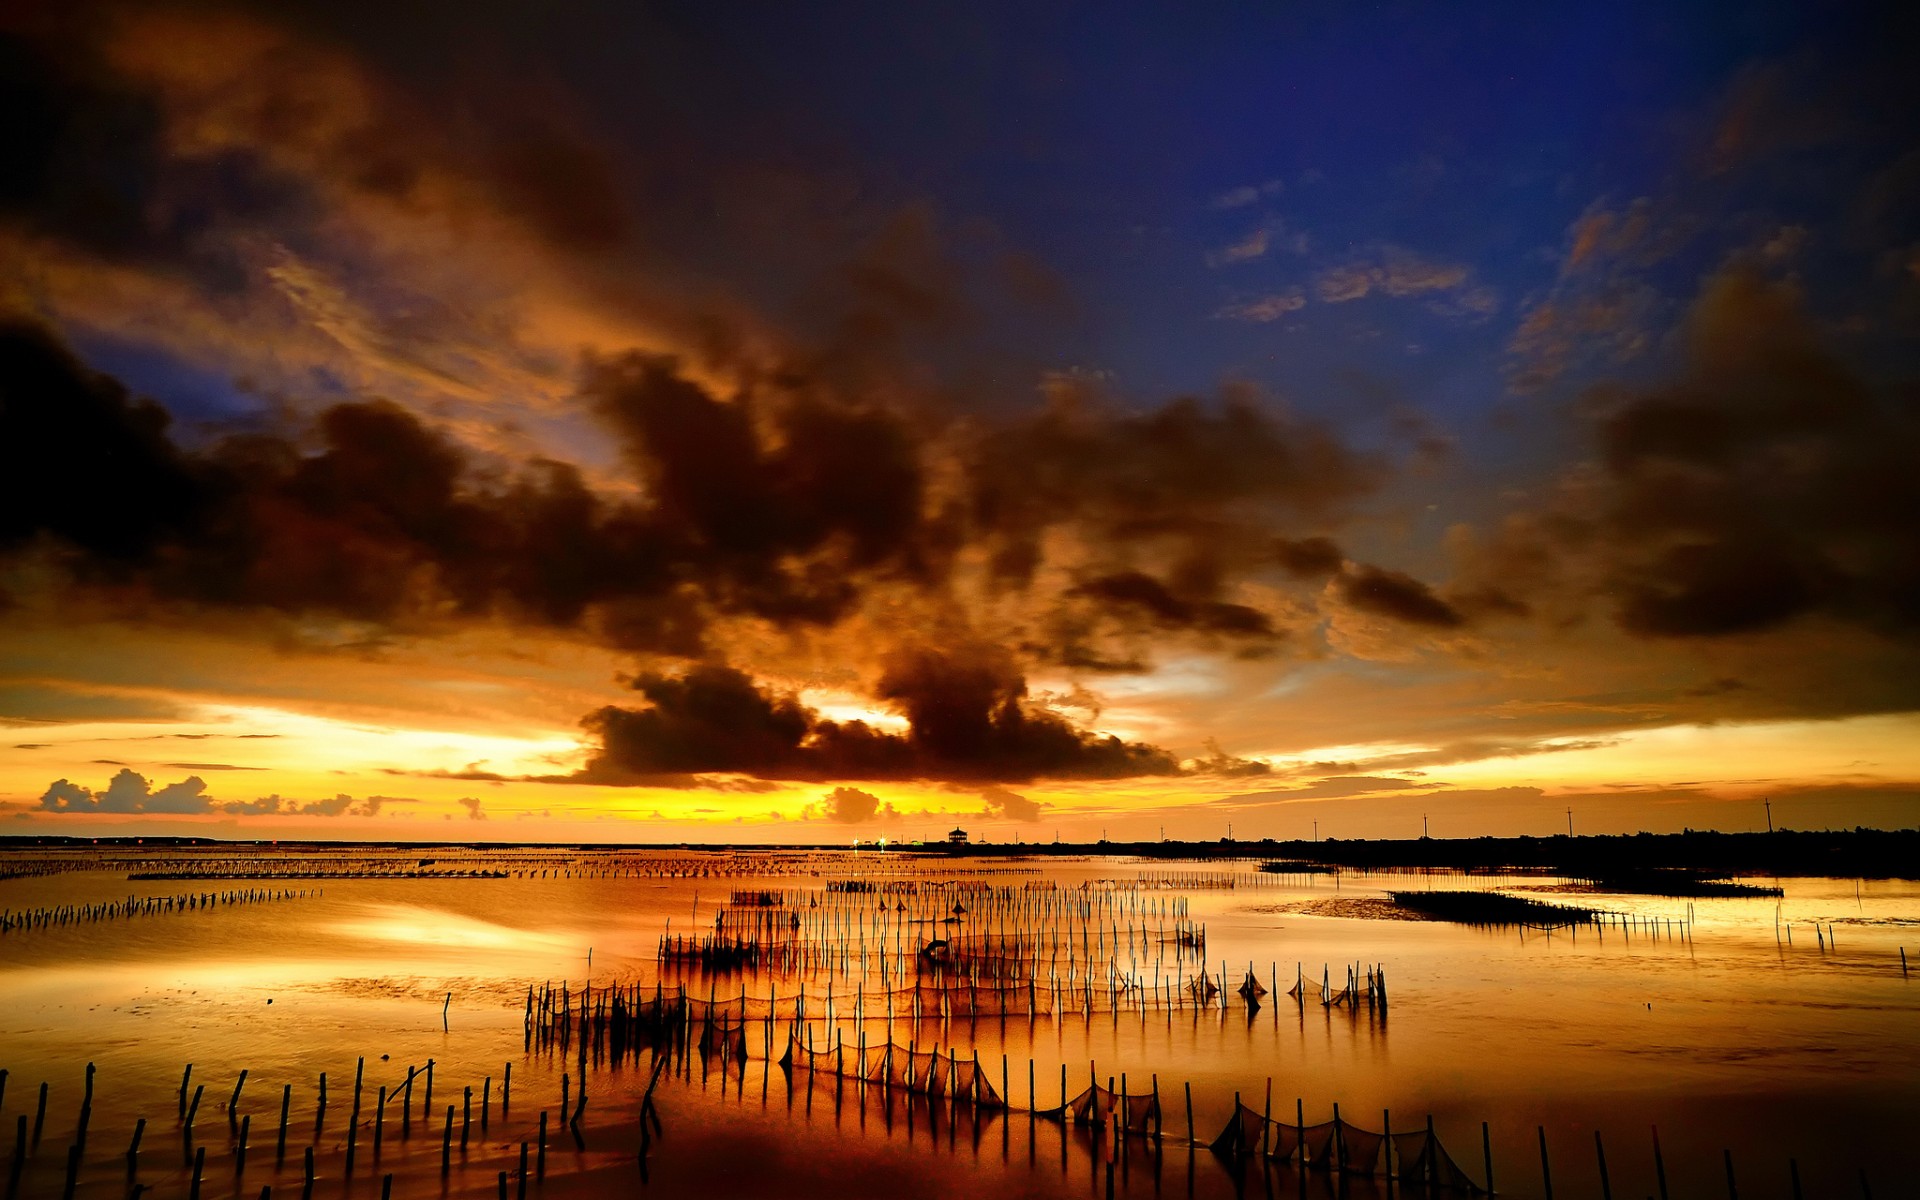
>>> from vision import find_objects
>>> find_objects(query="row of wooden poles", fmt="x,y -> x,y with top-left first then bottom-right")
676,1011 -> 1864,1200
11,1016 -> 1862,1200
0,1045 -> 673,1200
522,956 -> 1386,1073
1211,1080 -> 1859,1200
1132,870 -> 1294,890
653,927 -> 1207,989
97,854 -> 1053,883
125,870 -> 506,881
0,888 -> 315,936
663,882 -> 1209,989
721,1028 -> 1877,1200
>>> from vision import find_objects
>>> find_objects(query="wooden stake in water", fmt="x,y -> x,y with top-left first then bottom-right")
1652,1125 -> 1670,1200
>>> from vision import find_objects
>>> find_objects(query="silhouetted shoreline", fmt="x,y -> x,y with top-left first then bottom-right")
4,826 -> 1916,877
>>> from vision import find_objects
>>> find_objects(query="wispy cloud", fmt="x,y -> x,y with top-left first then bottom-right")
1206,228 -> 1270,266
1315,247 -> 1477,303
1214,290 -> 1307,322
1210,179 -> 1285,209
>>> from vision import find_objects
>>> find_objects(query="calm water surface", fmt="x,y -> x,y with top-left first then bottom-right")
1,850 -> 1913,1200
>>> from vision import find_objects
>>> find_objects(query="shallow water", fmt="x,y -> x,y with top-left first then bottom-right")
1,849 -> 1914,1200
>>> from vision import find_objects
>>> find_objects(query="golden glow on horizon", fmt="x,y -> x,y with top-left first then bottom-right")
6,698 -> 1917,839
1436,713 -> 1920,790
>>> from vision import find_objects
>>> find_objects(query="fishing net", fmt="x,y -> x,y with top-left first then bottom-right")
686,994 -> 748,1024
861,1044 -> 911,1088
1337,1123 -> 1385,1175
1211,1106 -> 1354,1171
1208,1102 -> 1267,1155
1122,1091 -> 1160,1136
697,1021 -> 748,1065
910,1049 -> 949,1096
777,1034 -> 845,1073
1287,975 -> 1377,1007
1390,1130 -> 1484,1192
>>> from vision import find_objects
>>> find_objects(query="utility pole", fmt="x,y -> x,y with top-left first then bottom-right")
1765,797 -> 1773,833
1313,819 -> 1318,842
1423,814 -> 1429,839
1566,807 -> 1574,837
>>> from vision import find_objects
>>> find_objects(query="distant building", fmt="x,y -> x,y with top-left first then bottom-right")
947,827 -> 969,846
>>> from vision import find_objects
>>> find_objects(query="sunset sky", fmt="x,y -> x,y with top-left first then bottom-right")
4,1 -> 1918,842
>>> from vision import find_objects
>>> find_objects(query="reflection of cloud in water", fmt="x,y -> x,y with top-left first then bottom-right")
330,903 -> 586,954
316,976 -> 528,1007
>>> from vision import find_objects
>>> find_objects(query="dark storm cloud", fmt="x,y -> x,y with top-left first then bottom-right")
1597,272 -> 1920,638
1272,536 -> 1345,579
1470,270 -> 1920,645
0,13 -> 645,277
0,323 -> 212,567
583,351 -> 932,625
0,319 -> 704,644
0,331 -> 938,646
578,649 -> 1181,785
0,27 -> 287,293
482,116 -> 633,253
1184,741 -> 1273,778
1336,565 -> 1466,628
1067,571 -> 1278,641
578,664 -> 814,779
966,386 -> 1381,590
3,311 -> 1387,738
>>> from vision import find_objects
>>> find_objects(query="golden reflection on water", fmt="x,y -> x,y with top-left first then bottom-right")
328,903 -> 590,954
0,853 -> 1914,1200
